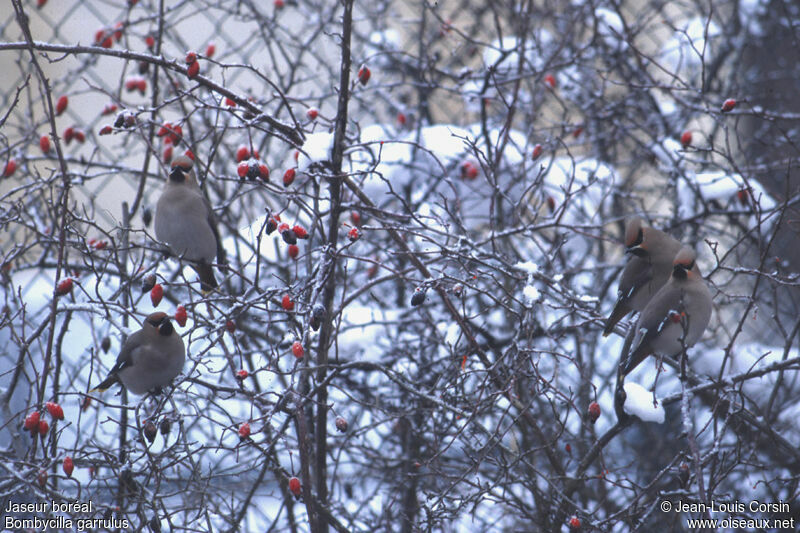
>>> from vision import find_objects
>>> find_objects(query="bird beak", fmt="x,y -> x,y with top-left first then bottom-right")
158,318 -> 174,336
169,167 -> 185,182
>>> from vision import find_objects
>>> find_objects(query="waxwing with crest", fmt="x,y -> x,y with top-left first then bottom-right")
621,246 -> 712,375
91,312 -> 185,395
155,155 -> 224,292
603,216 -> 683,337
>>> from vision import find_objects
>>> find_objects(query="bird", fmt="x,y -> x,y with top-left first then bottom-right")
603,216 -> 682,337
621,246 -> 712,375
91,312 -> 185,395
155,155 -> 224,293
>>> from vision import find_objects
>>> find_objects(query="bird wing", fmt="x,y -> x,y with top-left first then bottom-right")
603,259 -> 654,336
89,330 -> 144,392
623,287 -> 685,374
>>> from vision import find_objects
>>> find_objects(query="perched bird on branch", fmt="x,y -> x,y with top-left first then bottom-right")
603,216 -> 682,337
91,312 -> 185,395
155,155 -> 224,293
621,246 -> 712,375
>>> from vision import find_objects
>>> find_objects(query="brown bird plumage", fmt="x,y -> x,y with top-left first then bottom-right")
622,246 -> 712,375
603,217 -> 682,337
91,312 -> 185,395
155,155 -> 224,292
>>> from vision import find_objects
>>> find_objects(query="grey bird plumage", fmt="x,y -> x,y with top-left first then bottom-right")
91,312 -> 185,395
622,246 -> 712,375
155,155 -> 224,292
603,217 -> 682,337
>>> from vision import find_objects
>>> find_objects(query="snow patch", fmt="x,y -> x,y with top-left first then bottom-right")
622,382 -> 665,423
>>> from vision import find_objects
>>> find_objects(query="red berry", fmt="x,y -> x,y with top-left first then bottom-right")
544,74 -> 557,89
573,126 -> 584,138
737,188 -> 749,205
37,0 -> 47,7
565,443 -> 572,453
236,146 -> 250,162
56,278 -> 73,296
292,225 -> 308,239
101,36 -> 113,48
350,211 -> 361,226
283,168 -> 296,186
74,129 -> 86,143
113,22 -> 124,42
163,145 -> 173,163
156,122 -> 171,137
225,97 -> 236,106
358,66 -> 371,85
45,401 -> 64,420
275,0 -> 285,8
335,416 -> 348,432
205,42 -> 216,58
187,61 -> 200,79
277,222 -> 290,234
174,305 -> 187,327
125,77 -> 138,92
184,149 -> 194,160
93,240 -> 106,250
226,320 -> 236,334
680,131 -> 693,148
288,476 -> 301,496
721,98 -> 737,112
145,35 -> 155,49
63,127 -> 75,144
236,369 -> 249,380
588,401 -> 601,423
281,294 -> 294,311
288,244 -> 299,259
39,135 -> 51,153
292,341 -> 304,358
258,164 -> 270,181
460,161 -> 478,180
56,95 -> 68,116
150,283 -> 163,306
569,516 -> 581,530
101,103 -> 118,116
238,422 -> 251,439
24,411 -> 40,431
38,419 -> 49,436
348,227 -> 360,241
185,51 -> 198,64
99,125 -> 113,135
397,112 -> 406,125
62,456 -> 74,477
37,470 -> 48,487
532,144 -> 543,160
237,162 -> 249,178
306,108 -> 319,120
3,159 -> 17,177
137,79 -> 147,93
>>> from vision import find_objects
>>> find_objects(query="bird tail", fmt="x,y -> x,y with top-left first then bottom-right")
90,373 -> 120,393
194,263 -> 218,294
603,301 -> 629,337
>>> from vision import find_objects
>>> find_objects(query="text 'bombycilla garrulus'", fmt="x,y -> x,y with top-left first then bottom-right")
621,246 -> 712,375
603,216 -> 682,337
155,155 -> 224,292
91,312 -> 185,395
